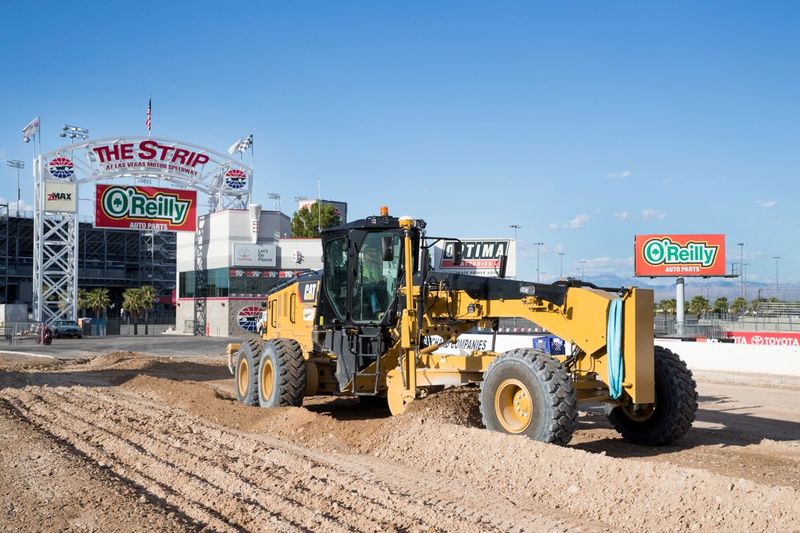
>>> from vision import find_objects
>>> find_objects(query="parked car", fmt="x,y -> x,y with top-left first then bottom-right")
51,320 -> 83,339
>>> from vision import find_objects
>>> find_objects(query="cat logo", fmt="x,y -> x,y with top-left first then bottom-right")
47,192 -> 72,201
300,282 -> 318,303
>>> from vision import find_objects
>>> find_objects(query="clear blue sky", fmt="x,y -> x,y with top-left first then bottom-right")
1,1 -> 797,287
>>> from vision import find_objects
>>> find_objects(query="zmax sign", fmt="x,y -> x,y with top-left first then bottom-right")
95,184 -> 197,232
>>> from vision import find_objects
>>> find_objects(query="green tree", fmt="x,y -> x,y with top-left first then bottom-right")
123,287 -> 154,335
731,297 -> 748,315
658,299 -> 677,315
140,285 -> 156,334
85,288 -> 111,319
291,202 -> 342,238
712,297 -> 729,316
78,289 -> 90,316
687,295 -> 710,316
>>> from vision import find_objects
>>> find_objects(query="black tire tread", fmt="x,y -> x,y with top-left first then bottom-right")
608,345 -> 698,445
260,338 -> 306,407
234,342 -> 260,406
480,348 -> 578,446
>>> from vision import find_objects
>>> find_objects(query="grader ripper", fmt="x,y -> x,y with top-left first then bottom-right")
228,211 -> 697,445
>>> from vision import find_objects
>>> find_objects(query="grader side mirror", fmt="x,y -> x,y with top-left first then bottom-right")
452,242 -> 463,266
381,236 -> 394,262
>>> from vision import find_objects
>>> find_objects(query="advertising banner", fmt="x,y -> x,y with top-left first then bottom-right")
95,184 -> 197,231
44,181 -> 77,213
635,234 -> 726,277
433,239 -> 516,278
726,331 -> 800,347
232,243 -> 277,267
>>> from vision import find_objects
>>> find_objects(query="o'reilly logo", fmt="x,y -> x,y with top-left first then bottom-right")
643,238 -> 718,267
101,186 -> 190,225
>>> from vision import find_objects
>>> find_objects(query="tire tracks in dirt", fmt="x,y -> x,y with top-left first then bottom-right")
3,383 -> 582,532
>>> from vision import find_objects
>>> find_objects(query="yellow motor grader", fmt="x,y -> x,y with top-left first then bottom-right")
227,211 -> 697,445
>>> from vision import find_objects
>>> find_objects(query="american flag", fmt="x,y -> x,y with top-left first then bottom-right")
146,97 -> 152,132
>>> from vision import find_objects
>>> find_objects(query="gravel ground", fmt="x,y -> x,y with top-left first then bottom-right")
1,352 -> 799,532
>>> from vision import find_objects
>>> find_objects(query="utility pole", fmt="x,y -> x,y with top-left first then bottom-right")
737,242 -> 745,299
772,256 -> 781,300
266,192 -> 281,212
532,242 -> 543,282
6,161 -> 24,216
558,251 -> 566,279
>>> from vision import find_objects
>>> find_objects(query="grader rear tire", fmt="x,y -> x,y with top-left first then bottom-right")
257,339 -> 306,408
480,348 -> 577,445
234,343 -> 259,406
606,345 -> 697,445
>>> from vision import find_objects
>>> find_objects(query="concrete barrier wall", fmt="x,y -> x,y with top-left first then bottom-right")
433,333 -> 800,377
656,338 -> 800,377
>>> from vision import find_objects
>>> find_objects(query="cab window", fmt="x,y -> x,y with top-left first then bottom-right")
351,232 -> 401,322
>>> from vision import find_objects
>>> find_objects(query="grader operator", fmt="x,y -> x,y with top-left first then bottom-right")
228,209 -> 697,446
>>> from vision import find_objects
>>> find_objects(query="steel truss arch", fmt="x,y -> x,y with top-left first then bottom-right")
33,136 -> 253,323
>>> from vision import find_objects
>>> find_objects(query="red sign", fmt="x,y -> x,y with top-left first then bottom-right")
726,332 -> 800,347
95,184 -> 197,232
635,234 -> 726,277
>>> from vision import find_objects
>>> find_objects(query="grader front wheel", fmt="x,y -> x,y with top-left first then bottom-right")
480,348 -> 577,445
257,339 -> 306,408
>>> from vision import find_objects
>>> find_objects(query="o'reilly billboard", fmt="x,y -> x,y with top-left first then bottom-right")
95,184 -> 197,232
635,234 -> 725,277
433,239 -> 516,278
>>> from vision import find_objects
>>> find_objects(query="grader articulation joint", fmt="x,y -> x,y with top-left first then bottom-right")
227,212 -> 698,446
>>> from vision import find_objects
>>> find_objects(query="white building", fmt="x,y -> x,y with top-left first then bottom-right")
176,207 -> 323,337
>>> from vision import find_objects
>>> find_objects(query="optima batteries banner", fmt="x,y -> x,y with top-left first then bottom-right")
635,234 -> 725,277
95,184 -> 197,232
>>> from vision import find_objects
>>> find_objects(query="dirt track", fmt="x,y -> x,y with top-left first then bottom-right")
1,353 -> 799,532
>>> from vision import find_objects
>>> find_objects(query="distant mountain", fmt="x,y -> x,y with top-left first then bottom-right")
576,274 -> 798,302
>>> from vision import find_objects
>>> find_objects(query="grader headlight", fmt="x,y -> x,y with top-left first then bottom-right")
520,285 -> 537,296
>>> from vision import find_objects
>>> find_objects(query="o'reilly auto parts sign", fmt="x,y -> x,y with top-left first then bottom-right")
635,234 -> 725,277
95,184 -> 197,232
433,239 -> 516,278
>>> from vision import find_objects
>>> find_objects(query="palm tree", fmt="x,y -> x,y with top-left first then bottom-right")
86,288 -> 111,320
731,296 -> 748,315
123,287 -> 149,335
140,285 -> 156,334
78,289 -> 90,317
688,295 -> 710,316
712,297 -> 729,317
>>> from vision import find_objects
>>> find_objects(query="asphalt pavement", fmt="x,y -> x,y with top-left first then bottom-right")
0,334 -> 239,360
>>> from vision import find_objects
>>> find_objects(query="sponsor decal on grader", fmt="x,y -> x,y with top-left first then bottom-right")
95,184 -> 197,231
635,234 -> 726,277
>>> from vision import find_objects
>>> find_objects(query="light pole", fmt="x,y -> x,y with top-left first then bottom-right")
509,224 -> 521,241
558,251 -> 566,279
772,256 -> 781,300
532,242 -> 543,282
59,124 -> 89,143
579,260 -> 587,279
266,192 -> 281,212
737,242 -> 745,299
6,160 -> 24,216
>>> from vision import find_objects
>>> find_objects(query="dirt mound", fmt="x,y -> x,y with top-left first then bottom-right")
403,385 -> 483,427
84,351 -> 158,370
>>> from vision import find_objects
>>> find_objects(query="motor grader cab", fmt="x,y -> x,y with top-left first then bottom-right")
228,210 -> 697,445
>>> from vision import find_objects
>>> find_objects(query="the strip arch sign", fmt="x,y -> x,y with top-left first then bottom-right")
33,136 -> 253,323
